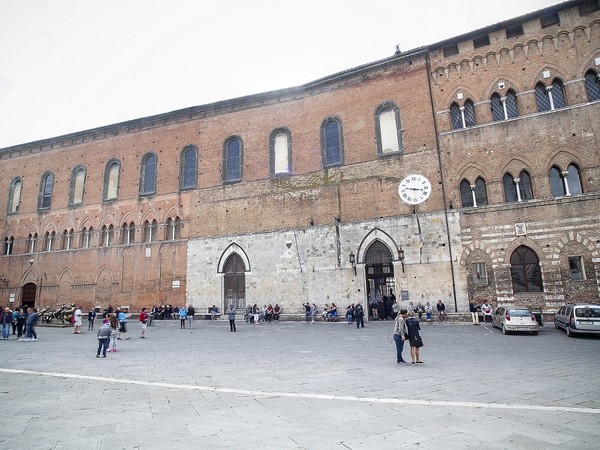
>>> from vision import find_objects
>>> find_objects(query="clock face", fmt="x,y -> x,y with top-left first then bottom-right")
398,174 -> 432,205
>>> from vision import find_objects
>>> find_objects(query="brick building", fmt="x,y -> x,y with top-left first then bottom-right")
1,0 -> 599,317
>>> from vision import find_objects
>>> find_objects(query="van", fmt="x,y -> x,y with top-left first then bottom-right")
554,304 -> 600,337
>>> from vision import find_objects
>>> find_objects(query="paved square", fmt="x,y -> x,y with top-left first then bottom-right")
0,318 -> 599,449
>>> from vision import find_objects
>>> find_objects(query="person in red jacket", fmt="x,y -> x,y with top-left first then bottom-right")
139,308 -> 149,338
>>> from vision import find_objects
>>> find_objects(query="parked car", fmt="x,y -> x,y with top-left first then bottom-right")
491,307 -> 539,335
554,304 -> 600,337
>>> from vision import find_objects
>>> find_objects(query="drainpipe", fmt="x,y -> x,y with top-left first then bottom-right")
425,50 -> 459,313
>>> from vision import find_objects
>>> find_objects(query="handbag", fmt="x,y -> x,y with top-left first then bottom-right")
413,336 -> 424,348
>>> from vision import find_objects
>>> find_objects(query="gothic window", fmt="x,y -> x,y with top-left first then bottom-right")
223,137 -> 242,183
143,219 -> 157,243
510,246 -> 543,292
38,172 -> 54,210
270,128 -> 292,176
375,102 -> 402,155
451,100 -> 476,129
535,79 -> 566,112
69,166 -> 86,206
519,170 -> 534,200
505,89 -> 518,118
101,225 -> 114,247
584,69 -> 600,102
474,177 -> 488,206
121,222 -> 135,245
166,217 -> 181,240
139,153 -> 157,196
566,164 -> 583,195
549,164 -> 582,197
81,227 -> 93,249
61,229 -> 74,250
180,145 -> 198,190
7,177 -> 22,214
472,262 -> 488,285
44,231 -> 56,252
503,173 -> 518,202
460,179 -> 473,207
103,159 -> 120,201
321,117 -> 344,167
27,233 -> 38,253
549,166 -> 564,197
568,256 -> 585,281
3,237 -> 14,256
492,90 -> 518,121
491,93 -> 504,121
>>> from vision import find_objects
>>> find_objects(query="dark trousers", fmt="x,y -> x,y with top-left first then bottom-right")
180,319 -> 186,329
229,319 -> 236,332
356,316 -> 364,328
97,337 -> 109,356
394,334 -> 406,362
88,319 -> 94,330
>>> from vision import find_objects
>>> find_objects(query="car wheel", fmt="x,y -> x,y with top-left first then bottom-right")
555,321 -> 560,329
566,326 -> 573,337
502,324 -> 508,335
532,331 -> 538,336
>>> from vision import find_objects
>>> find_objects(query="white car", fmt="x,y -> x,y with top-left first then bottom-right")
554,304 -> 600,337
491,307 -> 539,335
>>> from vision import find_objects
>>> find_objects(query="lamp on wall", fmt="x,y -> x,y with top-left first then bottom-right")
399,247 -> 405,273
349,251 -> 356,275
29,258 -> 34,266
0,275 -> 7,287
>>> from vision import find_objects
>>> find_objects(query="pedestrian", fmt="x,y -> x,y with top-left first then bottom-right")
1,307 -> 12,339
354,303 -> 365,329
11,308 -> 19,335
227,304 -> 236,332
117,309 -> 130,340
179,305 -> 187,329
16,308 -> 25,339
346,304 -> 354,324
436,300 -> 446,322
139,308 -> 149,338
469,300 -> 479,325
108,314 -> 119,352
481,302 -> 493,323
311,303 -> 317,323
425,302 -> 433,322
24,307 -> 38,341
88,308 -> 97,331
393,309 -> 408,364
96,319 -> 111,358
304,302 -> 311,323
187,304 -> 195,329
73,305 -> 83,334
406,311 -> 424,364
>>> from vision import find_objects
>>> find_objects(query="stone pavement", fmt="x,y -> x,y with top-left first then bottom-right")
0,317 -> 599,449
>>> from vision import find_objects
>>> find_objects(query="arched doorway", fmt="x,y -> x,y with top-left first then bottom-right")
364,240 -> 395,320
22,282 -> 37,309
224,253 -> 246,310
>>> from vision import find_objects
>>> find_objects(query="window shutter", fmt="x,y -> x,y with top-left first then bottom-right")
226,139 -> 241,181
325,120 -> 341,166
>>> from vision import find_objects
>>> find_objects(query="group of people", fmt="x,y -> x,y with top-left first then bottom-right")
244,304 -> 282,324
393,309 -> 424,365
0,306 -> 38,341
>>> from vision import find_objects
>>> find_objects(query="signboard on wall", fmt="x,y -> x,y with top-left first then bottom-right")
401,290 -> 409,301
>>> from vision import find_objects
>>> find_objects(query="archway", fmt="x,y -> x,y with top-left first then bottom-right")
364,240 -> 395,320
223,253 -> 246,310
22,282 -> 37,309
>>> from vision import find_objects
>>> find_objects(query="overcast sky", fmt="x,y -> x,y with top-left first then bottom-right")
0,0 -> 559,149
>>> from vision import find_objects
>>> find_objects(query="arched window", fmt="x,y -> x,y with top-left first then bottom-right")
270,128 -> 292,175
375,102 -> 402,155
503,173 -> 518,202
584,69 -> 600,102
44,231 -> 56,252
535,79 -> 566,112
166,217 -> 181,240
143,219 -> 157,243
103,159 -> 120,201
491,90 -> 519,121
474,177 -> 488,206
510,246 -> 543,292
101,225 -> 114,247
69,166 -> 86,206
3,236 -> 14,256
321,117 -> 344,167
81,227 -> 93,249
491,93 -> 504,121
505,89 -> 519,118
460,179 -> 473,207
61,229 -> 74,250
139,153 -> 157,196
38,172 -> 54,210
519,170 -> 534,200
7,177 -> 22,214
223,137 -> 243,183
451,100 -> 476,129
549,166 -> 564,197
566,164 -> 582,195
26,233 -> 38,253
180,145 -> 198,190
121,222 -> 135,245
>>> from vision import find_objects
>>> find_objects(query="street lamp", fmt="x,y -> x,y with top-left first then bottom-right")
399,247 -> 405,273
349,251 -> 356,275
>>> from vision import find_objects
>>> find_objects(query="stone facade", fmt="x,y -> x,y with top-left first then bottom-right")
1,0 -> 599,316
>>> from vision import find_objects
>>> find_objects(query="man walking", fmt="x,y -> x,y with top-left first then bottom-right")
436,300 -> 446,322
187,304 -> 195,329
393,309 -> 408,364
354,303 -> 365,329
227,304 -> 236,332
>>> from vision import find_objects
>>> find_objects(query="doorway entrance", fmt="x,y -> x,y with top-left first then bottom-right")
223,253 -> 246,310
22,282 -> 37,309
364,240 -> 395,320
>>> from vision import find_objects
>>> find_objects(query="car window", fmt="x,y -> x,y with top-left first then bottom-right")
566,307 -> 572,316
558,306 -> 565,315
575,307 -> 600,318
507,309 -> 531,317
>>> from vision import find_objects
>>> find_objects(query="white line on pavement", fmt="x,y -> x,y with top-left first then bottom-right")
1,368 -> 598,415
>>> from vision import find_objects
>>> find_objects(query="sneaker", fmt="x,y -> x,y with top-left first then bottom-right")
102,355 -> 106,358
32,338 -> 38,341
96,355 -> 100,358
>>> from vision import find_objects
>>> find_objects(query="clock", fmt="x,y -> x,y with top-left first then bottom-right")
398,174 -> 431,205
